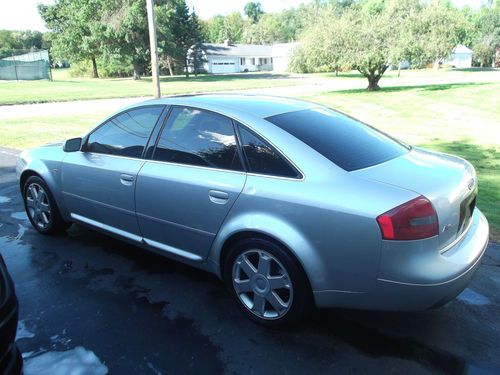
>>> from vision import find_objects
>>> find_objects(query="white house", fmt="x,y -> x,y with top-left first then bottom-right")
196,41 -> 295,74
448,44 -> 473,68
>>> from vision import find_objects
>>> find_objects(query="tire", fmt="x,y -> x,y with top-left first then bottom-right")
22,176 -> 69,235
224,238 -> 311,328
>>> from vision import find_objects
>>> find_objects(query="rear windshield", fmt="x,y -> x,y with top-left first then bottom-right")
266,108 -> 408,171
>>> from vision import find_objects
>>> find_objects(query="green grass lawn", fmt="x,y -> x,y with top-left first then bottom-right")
307,82 -> 499,238
0,69 -> 303,105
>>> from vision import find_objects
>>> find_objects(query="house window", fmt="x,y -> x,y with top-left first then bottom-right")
250,58 -> 255,65
240,58 -> 245,65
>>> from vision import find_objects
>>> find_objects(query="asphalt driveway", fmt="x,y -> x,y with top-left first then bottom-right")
0,147 -> 499,374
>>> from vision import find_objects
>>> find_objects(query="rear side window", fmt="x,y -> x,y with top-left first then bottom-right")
86,106 -> 162,158
238,125 -> 299,178
266,108 -> 408,171
153,107 -> 243,171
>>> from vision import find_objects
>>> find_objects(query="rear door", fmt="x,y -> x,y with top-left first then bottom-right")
135,106 -> 246,260
61,106 -> 165,238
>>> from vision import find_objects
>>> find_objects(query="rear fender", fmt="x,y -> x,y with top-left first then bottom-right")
207,211 -> 326,289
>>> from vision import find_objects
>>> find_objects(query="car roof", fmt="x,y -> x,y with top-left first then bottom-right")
139,94 -> 320,118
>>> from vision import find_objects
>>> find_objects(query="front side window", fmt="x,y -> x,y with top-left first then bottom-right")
86,106 -> 162,158
153,107 -> 243,171
238,125 -> 299,178
266,108 -> 409,171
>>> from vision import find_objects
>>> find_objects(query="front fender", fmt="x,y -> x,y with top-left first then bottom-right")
207,210 -> 327,290
17,148 -> 69,221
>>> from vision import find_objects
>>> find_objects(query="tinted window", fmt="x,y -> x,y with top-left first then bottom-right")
153,107 -> 243,171
86,106 -> 162,158
266,108 -> 408,171
238,125 -> 299,178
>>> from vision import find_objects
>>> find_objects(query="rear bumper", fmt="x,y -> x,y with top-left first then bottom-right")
314,209 -> 489,310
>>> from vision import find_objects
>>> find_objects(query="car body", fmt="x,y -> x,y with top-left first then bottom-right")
0,254 -> 22,374
17,95 -> 489,325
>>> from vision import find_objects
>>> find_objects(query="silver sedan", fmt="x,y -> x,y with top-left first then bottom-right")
17,95 -> 489,327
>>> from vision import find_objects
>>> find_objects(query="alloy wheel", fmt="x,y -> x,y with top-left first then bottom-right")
25,183 -> 52,230
232,249 -> 293,320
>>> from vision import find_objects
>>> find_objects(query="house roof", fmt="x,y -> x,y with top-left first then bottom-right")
202,43 -> 273,57
452,44 -> 473,54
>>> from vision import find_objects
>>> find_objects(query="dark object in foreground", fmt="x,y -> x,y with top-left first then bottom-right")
0,255 -> 22,375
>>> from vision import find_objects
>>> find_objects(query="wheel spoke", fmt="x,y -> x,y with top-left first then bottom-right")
29,185 -> 38,200
257,253 -> 272,276
26,197 -> 36,210
40,202 -> 50,213
252,294 -> 266,315
233,279 -> 252,294
239,256 -> 257,278
41,212 -> 50,225
266,291 -> 287,312
35,211 -> 42,225
268,275 -> 289,290
38,189 -> 47,204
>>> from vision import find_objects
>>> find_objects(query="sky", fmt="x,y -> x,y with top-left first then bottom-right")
0,0 -> 487,32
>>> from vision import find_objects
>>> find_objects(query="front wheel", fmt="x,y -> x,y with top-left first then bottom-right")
23,176 -> 69,235
224,238 -> 311,328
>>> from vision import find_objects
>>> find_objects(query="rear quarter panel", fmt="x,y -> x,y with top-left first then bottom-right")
209,169 -> 418,293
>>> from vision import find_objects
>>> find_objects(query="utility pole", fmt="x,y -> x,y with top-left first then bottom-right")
146,0 -> 161,98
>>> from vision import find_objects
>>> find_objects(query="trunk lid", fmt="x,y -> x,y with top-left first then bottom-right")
352,147 -> 477,248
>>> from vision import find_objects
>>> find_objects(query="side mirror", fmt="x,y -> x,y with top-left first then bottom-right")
63,137 -> 82,152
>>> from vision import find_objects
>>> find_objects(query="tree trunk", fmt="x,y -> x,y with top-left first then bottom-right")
335,67 -> 338,77
133,63 -> 141,80
184,58 -> 189,78
167,57 -> 173,76
367,74 -> 381,91
91,57 -> 99,79
397,62 -> 401,78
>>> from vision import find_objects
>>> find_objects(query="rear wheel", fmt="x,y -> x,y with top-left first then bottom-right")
224,238 -> 311,327
23,176 -> 69,235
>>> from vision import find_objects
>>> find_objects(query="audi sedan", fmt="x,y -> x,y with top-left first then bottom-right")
17,95 -> 489,326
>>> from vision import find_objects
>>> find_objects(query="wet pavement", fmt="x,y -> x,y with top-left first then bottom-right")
0,147 -> 499,374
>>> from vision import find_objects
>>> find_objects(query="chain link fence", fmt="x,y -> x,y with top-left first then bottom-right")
0,50 -> 51,80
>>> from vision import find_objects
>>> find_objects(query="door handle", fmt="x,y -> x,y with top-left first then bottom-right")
120,174 -> 135,185
209,190 -> 229,204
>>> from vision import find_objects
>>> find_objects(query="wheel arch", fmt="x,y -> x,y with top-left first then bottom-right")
209,213 -> 326,293
19,166 -> 69,221
19,169 -> 41,193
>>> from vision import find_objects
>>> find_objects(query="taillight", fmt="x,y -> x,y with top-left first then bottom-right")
376,196 -> 438,240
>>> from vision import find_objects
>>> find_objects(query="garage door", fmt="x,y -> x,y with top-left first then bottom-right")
211,60 -> 238,74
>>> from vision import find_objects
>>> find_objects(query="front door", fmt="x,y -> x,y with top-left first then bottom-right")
135,106 -> 246,259
61,106 -> 164,239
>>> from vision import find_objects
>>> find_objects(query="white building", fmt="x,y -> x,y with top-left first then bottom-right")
448,45 -> 473,68
196,41 -> 295,74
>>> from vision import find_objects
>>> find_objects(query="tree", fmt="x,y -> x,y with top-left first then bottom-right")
167,1 -> 204,77
244,2 -> 264,23
39,0 -> 107,78
105,0 -> 151,80
290,0 -> 466,90
289,12 -> 348,76
222,12 -> 245,43
471,2 -> 500,66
